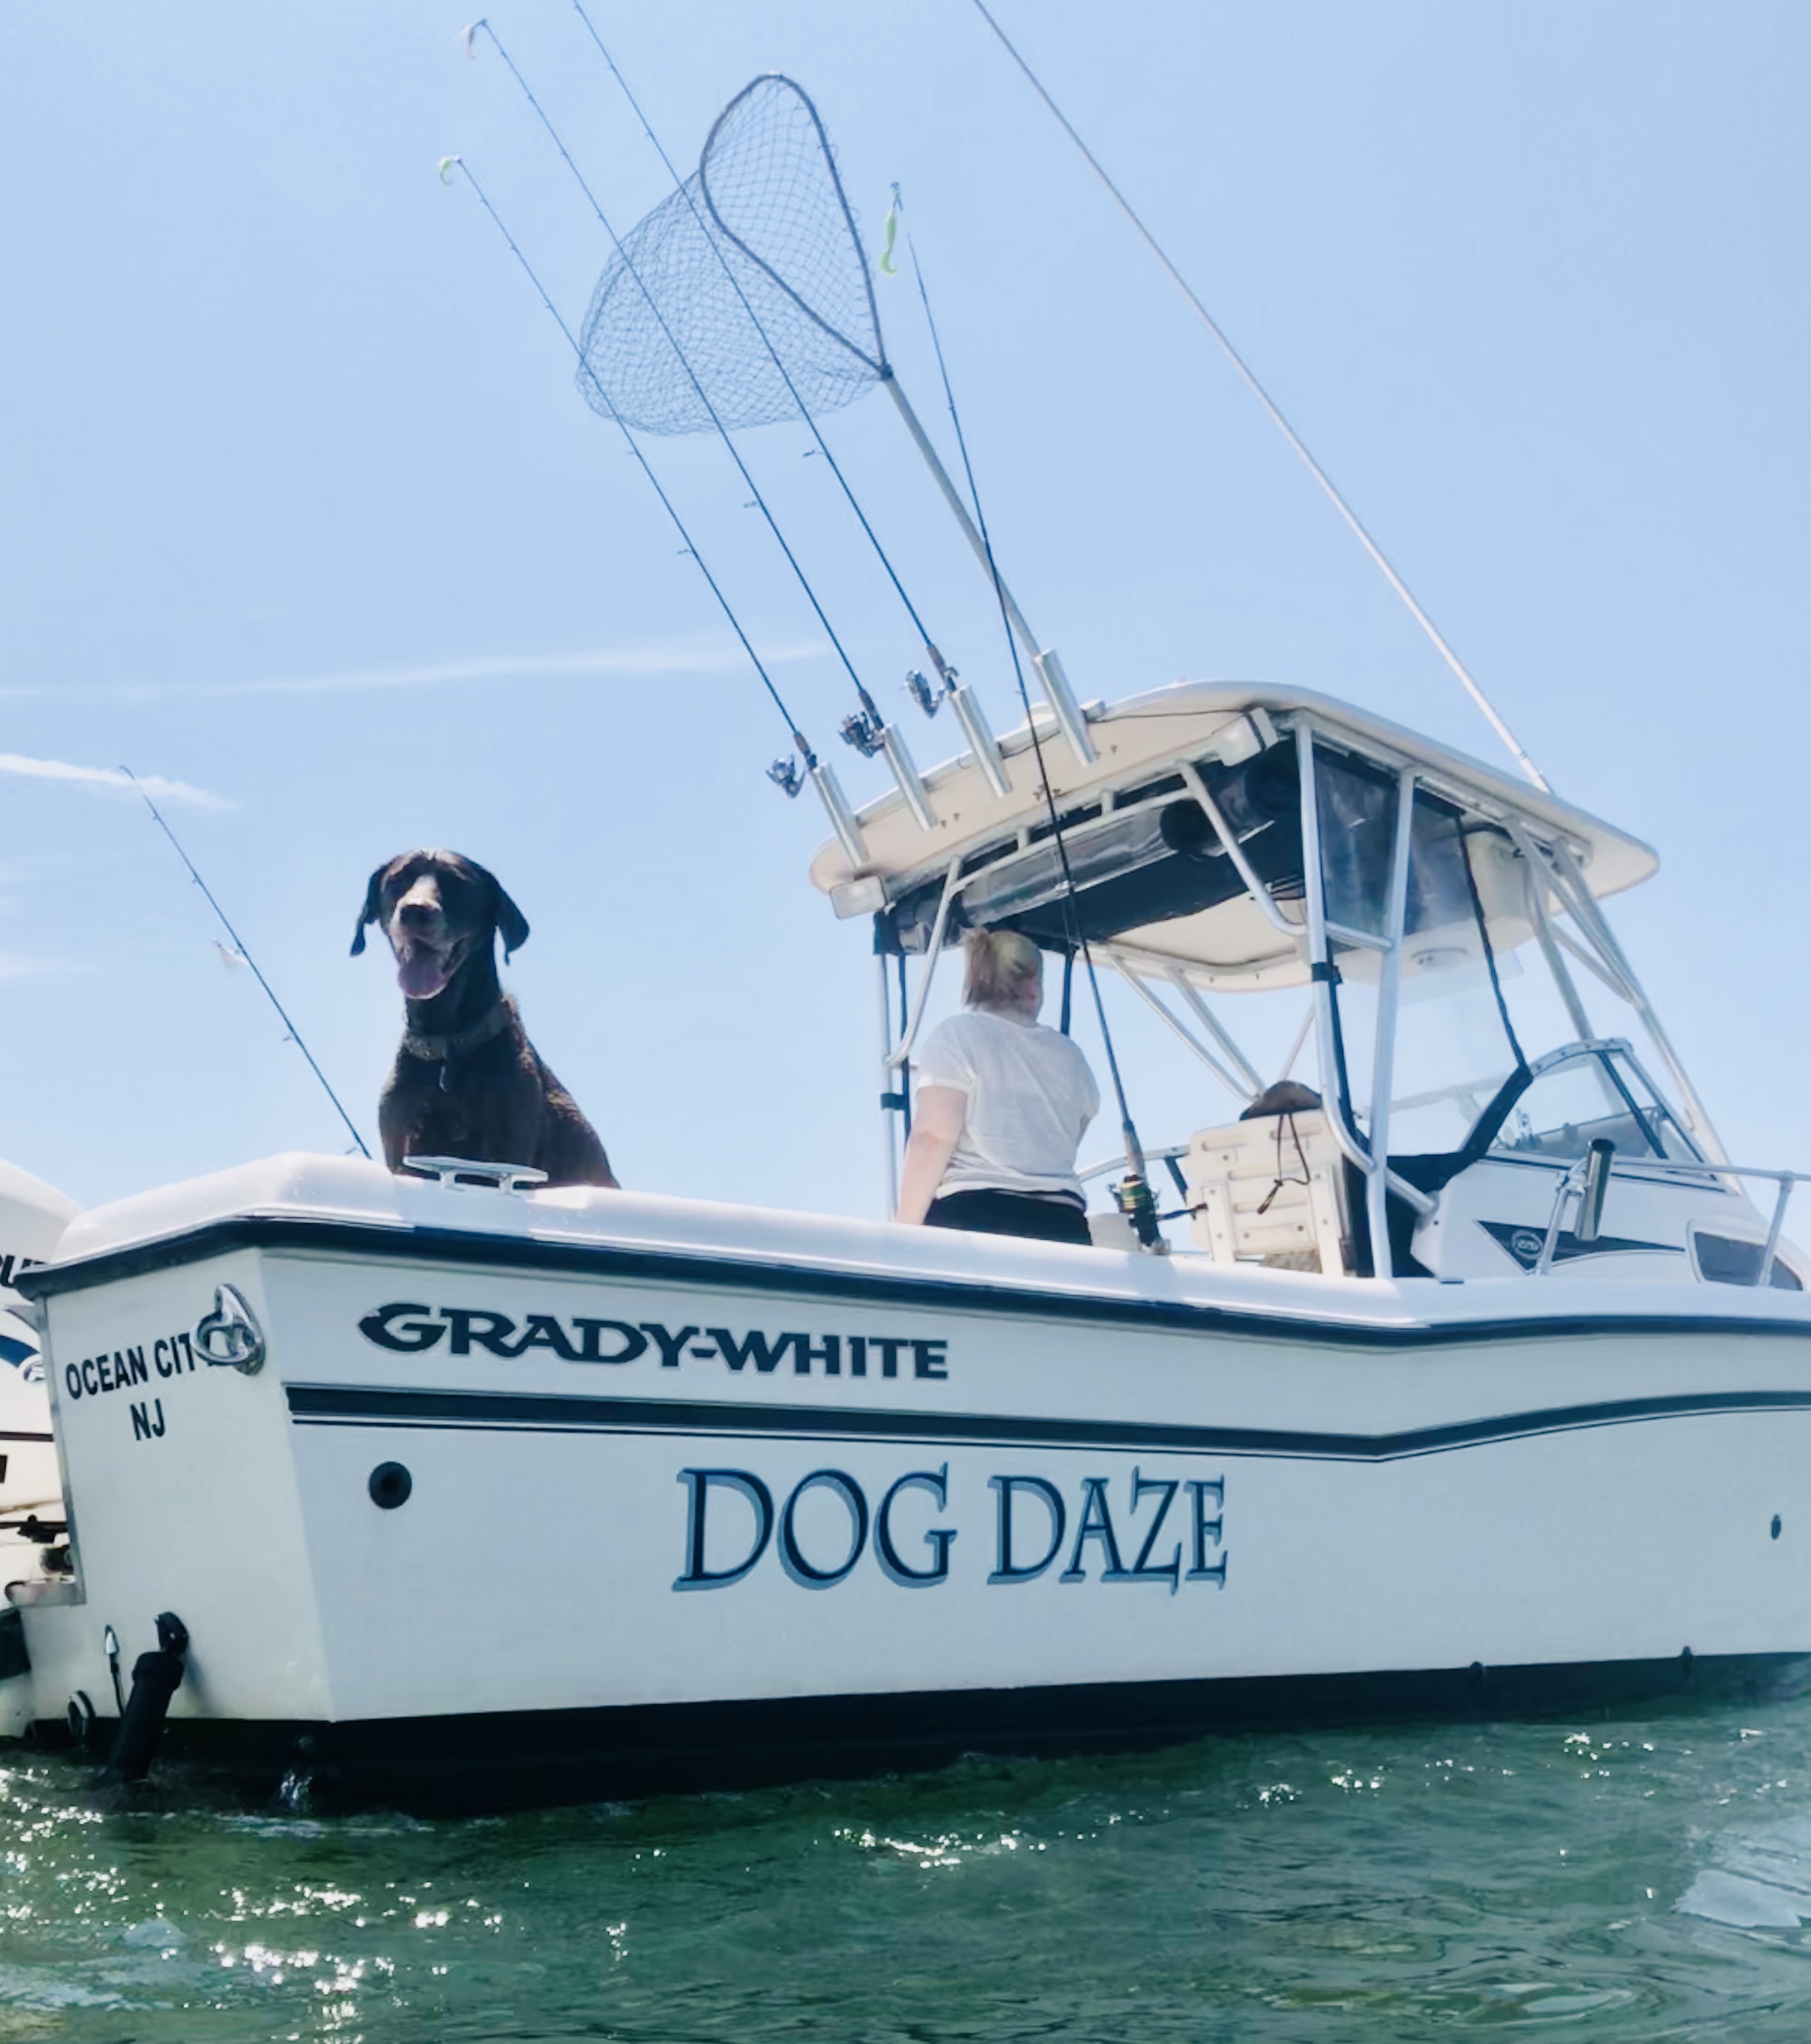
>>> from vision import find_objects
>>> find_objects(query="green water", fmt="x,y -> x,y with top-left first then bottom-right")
5,1700 -> 1811,2041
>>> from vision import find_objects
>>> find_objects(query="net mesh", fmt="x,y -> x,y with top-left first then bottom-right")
577,75 -> 885,436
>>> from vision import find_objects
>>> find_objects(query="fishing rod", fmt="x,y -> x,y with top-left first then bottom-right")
443,155 -> 867,864
901,230 -> 1162,1249
469,22 -> 938,831
683,73 -> 1093,774
965,0 -> 1551,796
521,65 -> 1070,786
567,4 -> 963,716
121,767 -> 372,1159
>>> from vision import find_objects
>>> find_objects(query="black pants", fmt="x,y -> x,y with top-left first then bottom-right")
924,1189 -> 1092,1246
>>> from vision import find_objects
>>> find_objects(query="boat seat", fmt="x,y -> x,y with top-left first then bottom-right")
1182,1109 -> 1354,1273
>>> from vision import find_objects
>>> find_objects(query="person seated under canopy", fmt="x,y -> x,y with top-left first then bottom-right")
895,930 -> 1101,1246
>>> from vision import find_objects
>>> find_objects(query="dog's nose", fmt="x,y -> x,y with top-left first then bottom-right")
397,901 -> 435,926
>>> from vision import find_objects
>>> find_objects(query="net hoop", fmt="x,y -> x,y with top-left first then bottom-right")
697,73 -> 888,381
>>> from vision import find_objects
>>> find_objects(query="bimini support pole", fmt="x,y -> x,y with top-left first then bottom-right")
1364,768 -> 1419,1279
1111,960 -> 1251,1105
885,860 -> 963,1073
1510,823 -> 1595,1045
881,373 -> 1095,767
1296,720 -> 1434,1244
1544,840 -> 1730,1167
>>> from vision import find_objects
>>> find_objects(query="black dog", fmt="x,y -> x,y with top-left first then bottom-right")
352,850 -> 616,1188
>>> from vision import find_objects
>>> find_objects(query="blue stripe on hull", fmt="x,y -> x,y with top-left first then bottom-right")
285,1381 -> 1811,1463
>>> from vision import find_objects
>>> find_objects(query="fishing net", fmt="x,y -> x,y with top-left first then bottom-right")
577,75 -> 887,435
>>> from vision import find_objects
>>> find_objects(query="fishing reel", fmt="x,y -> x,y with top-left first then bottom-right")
906,660 -> 959,720
838,708 -> 886,758
1113,1172 -> 1165,1252
906,646 -> 959,720
766,756 -> 805,798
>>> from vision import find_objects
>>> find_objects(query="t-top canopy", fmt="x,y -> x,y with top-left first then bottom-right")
808,683 -> 1656,993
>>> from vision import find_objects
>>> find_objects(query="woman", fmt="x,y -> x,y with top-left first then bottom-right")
895,929 -> 1100,1246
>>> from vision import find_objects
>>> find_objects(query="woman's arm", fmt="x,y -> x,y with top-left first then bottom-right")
894,1085 -> 967,1225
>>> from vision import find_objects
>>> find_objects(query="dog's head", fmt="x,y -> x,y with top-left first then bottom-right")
350,850 -> 530,1000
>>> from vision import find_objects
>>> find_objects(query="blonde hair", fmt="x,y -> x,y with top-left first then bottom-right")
963,928 -> 1042,1010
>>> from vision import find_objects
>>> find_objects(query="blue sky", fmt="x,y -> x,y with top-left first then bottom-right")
2,1 -> 1806,1220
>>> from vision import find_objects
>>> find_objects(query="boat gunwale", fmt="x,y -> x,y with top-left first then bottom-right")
19,1210 -> 1811,1351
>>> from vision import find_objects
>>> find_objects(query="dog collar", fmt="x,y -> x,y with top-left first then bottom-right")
402,999 -> 511,1064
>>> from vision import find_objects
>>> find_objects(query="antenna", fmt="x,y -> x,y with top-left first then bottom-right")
965,0 -> 1551,794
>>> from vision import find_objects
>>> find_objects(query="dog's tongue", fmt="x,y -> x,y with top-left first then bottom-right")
396,946 -> 453,1001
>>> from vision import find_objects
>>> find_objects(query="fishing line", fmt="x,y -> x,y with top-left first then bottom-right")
903,229 -> 1159,1244
447,155 -> 818,766
121,767 -> 372,1159
471,22 -> 879,726
965,0 -> 1552,795
567,3 -> 957,691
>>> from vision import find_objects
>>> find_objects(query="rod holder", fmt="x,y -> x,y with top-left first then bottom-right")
811,763 -> 868,868
1031,648 -> 1097,765
879,725 -> 938,833
1576,1137 -> 1615,1244
947,683 -> 1010,798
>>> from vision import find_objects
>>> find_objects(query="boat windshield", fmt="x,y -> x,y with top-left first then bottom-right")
1481,1044 -> 1700,1165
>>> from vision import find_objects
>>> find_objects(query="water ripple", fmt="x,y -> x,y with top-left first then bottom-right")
3,1698 -> 1811,2038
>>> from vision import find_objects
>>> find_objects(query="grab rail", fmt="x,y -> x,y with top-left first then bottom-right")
1079,1143 -> 1189,1185
1537,1154 -> 1806,1287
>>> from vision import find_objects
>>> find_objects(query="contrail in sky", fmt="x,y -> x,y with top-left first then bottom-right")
0,640 -> 824,702
0,952 -> 75,981
217,641 -> 822,697
0,754 -> 225,809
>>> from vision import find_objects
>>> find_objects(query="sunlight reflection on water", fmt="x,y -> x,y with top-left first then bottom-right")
5,1698 -> 1811,2041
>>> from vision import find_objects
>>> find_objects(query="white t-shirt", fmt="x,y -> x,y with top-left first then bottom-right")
913,1008 -> 1101,1201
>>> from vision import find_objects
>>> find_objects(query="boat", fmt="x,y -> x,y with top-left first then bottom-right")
5,56 -> 1806,1809
5,671 -> 1810,1809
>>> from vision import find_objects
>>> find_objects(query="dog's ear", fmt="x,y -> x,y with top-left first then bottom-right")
492,879 -> 531,962
449,856 -> 530,962
350,863 -> 388,958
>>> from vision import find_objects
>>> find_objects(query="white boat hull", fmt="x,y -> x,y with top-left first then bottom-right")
10,1157 -> 1811,1803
